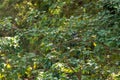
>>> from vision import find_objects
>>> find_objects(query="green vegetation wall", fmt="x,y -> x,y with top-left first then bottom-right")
0,0 -> 120,80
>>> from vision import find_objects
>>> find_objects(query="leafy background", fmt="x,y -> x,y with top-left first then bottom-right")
0,0 -> 120,80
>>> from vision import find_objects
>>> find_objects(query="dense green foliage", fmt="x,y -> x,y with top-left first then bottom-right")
0,0 -> 120,80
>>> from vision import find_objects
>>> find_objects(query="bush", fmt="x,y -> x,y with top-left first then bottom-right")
0,0 -> 120,80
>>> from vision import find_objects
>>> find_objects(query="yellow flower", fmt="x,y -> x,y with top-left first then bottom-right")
6,64 -> 12,69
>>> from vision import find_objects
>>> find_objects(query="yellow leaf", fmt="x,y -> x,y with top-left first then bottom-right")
0,73 -> 4,79
93,42 -> 96,47
61,67 -> 73,73
33,63 -> 37,69
27,66 -> 32,71
17,73 -> 22,78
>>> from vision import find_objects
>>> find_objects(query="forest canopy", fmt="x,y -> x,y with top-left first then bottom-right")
0,0 -> 120,80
